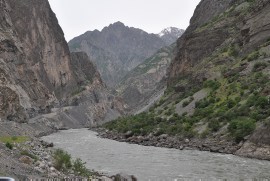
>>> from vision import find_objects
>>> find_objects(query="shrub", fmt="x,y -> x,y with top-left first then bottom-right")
5,142 -> 13,150
255,96 -> 269,109
73,158 -> 92,177
208,119 -> 221,132
53,149 -> 72,172
228,118 -> 256,143
182,100 -> 189,107
227,99 -> 236,108
203,80 -> 221,90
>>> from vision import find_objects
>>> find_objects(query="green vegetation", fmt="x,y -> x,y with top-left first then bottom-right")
53,149 -> 72,172
0,136 -> 29,150
5,142 -> 13,150
53,149 -> 93,177
104,111 -> 197,138
228,118 -> 256,143
0,136 -> 29,143
73,158 -> 93,177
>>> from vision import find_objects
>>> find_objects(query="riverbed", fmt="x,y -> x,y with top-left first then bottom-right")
42,128 -> 270,180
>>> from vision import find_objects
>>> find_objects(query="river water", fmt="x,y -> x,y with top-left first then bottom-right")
42,129 -> 270,180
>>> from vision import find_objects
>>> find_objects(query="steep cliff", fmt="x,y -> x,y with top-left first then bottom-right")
0,0 -> 124,126
69,22 -> 169,87
104,0 -> 270,160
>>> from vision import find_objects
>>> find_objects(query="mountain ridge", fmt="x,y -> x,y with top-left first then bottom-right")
68,21 -> 184,87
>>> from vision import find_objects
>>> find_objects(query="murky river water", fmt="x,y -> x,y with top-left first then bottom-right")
42,129 -> 270,180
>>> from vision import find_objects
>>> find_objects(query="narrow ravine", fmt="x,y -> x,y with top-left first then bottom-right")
42,129 -> 270,180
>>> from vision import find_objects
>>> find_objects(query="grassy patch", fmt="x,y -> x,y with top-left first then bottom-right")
0,136 -> 29,143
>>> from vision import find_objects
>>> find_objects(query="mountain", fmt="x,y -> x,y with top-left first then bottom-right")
117,43 -> 176,112
0,0 -> 124,131
68,22 -> 181,87
158,27 -> 185,45
0,0 -> 126,178
104,0 -> 270,160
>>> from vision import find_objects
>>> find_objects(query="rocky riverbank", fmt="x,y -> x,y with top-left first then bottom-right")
0,121 -> 136,180
1,138 -> 79,179
95,128 -> 270,160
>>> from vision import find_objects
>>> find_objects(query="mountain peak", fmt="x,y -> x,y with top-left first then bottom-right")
158,27 -> 185,37
158,27 -> 185,45
109,21 -> 126,28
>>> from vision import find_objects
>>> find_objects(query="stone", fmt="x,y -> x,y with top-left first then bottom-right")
159,134 -> 168,139
19,156 -> 33,165
125,131 -> 133,138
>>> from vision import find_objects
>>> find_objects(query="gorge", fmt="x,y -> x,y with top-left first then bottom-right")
0,0 -> 270,180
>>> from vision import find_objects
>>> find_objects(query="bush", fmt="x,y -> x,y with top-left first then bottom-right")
227,99 -> 236,109
255,96 -> 269,108
73,158 -> 92,177
228,118 -> 256,143
208,119 -> 221,132
203,80 -> 221,90
53,149 -> 72,172
182,100 -> 189,107
5,142 -> 13,150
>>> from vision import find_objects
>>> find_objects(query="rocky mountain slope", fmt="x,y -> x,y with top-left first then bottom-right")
0,0 -> 126,178
68,22 -> 182,87
158,27 -> 185,45
117,43 -> 176,112
0,0 -> 124,126
104,0 -> 270,160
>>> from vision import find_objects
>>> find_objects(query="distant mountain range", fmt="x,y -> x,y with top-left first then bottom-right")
68,22 -> 184,87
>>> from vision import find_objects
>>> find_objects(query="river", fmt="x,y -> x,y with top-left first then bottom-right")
42,129 -> 270,180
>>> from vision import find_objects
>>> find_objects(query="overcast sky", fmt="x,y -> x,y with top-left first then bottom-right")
48,0 -> 201,41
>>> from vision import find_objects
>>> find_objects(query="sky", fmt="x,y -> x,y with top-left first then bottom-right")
48,0 -> 201,41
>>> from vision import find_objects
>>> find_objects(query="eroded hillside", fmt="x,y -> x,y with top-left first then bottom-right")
104,0 -> 270,160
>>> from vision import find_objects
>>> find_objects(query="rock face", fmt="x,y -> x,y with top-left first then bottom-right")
168,0 -> 235,84
158,27 -> 185,45
8,0 -> 75,98
68,22 -> 181,87
165,0 -> 270,159
117,44 -> 176,111
0,0 -> 124,126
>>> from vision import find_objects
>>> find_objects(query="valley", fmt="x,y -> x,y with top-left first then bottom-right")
0,0 -> 270,180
